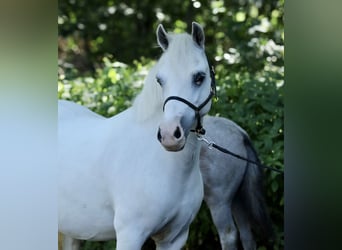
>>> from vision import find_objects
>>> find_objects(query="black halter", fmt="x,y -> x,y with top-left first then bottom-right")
162,65 -> 216,135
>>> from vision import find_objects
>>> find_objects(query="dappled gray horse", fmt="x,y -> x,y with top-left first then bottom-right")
61,115 -> 273,250
201,116 -> 273,250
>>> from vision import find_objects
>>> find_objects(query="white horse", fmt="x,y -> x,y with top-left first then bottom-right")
58,22 -> 214,250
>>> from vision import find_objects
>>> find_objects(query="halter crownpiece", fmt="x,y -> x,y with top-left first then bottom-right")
162,62 -> 216,135
209,65 -> 216,97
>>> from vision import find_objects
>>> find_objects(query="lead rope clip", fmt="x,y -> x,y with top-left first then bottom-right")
196,134 -> 214,149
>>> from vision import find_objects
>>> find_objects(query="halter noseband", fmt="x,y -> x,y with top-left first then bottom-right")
162,65 -> 216,135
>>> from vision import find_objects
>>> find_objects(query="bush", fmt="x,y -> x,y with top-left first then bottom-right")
58,57 -> 153,116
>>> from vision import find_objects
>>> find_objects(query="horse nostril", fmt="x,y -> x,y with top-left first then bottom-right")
157,128 -> 162,142
174,126 -> 182,139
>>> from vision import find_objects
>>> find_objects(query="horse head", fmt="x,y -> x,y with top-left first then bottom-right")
155,22 -> 214,151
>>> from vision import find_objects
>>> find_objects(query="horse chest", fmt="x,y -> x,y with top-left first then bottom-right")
109,154 -> 203,209
105,135 -> 204,234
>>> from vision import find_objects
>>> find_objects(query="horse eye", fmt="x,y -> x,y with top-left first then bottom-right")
156,76 -> 163,86
193,72 -> 206,86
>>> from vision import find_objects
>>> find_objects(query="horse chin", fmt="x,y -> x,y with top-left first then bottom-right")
161,140 -> 186,152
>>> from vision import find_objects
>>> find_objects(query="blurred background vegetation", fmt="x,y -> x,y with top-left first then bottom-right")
58,0 -> 283,249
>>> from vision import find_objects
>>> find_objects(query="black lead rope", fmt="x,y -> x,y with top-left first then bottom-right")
197,135 -> 284,174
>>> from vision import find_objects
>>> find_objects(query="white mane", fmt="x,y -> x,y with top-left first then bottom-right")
132,33 -> 203,122
132,63 -> 163,122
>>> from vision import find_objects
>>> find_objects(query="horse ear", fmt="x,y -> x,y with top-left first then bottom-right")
156,24 -> 169,51
191,22 -> 205,49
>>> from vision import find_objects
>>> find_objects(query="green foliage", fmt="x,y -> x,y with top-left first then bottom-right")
58,0 -> 283,74
58,57 -> 153,117
58,0 -> 283,249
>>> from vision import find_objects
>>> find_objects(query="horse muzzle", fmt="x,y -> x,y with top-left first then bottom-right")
157,119 -> 186,152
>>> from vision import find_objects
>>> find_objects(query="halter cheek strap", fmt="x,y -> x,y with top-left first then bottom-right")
162,65 -> 216,135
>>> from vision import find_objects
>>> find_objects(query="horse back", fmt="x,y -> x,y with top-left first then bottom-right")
58,100 -> 105,122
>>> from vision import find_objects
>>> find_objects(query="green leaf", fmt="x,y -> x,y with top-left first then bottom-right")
108,68 -> 118,84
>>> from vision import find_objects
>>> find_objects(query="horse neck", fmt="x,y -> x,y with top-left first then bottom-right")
175,133 -> 203,187
176,132 -> 202,169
